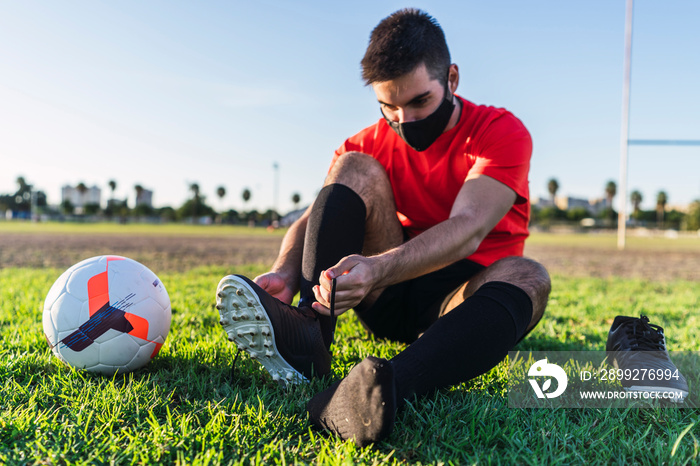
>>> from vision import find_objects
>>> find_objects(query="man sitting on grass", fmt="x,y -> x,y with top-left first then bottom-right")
216,8 -> 550,446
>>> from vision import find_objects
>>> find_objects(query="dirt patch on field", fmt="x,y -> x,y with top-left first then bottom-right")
524,243 -> 700,281
1,231 -> 699,281
0,233 -> 283,272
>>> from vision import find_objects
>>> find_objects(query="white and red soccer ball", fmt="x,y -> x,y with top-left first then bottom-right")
43,255 -> 171,375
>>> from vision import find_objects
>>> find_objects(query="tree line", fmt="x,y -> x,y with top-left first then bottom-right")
1,177 -> 304,224
539,178 -> 700,230
5,175 -> 700,230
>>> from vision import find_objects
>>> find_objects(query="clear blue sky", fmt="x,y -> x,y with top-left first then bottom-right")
1,0 -> 699,213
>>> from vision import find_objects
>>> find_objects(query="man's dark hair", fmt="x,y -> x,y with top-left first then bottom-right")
361,8 -> 451,86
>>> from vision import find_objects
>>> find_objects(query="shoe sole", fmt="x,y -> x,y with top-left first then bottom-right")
610,353 -> 688,404
216,275 -> 307,386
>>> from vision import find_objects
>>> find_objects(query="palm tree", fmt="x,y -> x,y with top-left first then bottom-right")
630,190 -> 643,219
291,192 -> 301,211
605,180 -> 617,208
656,191 -> 668,228
190,183 -> 200,201
242,188 -> 252,224
108,180 -> 117,200
216,186 -> 226,211
189,183 -> 201,221
76,182 -> 88,211
547,178 -> 559,206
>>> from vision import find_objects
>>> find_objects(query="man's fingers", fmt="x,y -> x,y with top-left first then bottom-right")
253,274 -> 268,288
319,267 -> 356,292
324,255 -> 361,281
313,283 -> 363,315
313,255 -> 372,316
311,301 -> 331,316
312,285 -> 329,307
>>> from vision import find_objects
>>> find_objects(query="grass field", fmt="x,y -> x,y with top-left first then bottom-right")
1,226 -> 699,464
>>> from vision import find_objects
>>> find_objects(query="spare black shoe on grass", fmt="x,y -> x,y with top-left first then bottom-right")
606,315 -> 689,402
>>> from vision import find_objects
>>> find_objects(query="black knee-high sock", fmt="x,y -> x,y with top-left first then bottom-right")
390,281 -> 533,402
299,183 -> 366,349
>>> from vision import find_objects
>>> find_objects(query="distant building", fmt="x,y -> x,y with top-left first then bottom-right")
280,207 -> 307,227
555,196 -> 589,211
61,184 -> 101,212
667,203 -> 689,213
533,196 -> 609,216
135,188 -> 153,207
531,197 -> 555,209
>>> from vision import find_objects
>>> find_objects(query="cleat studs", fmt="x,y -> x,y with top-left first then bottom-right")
216,304 -> 224,310
247,301 -> 254,307
272,374 -> 280,381
231,315 -> 239,321
236,289 -> 243,296
217,291 -> 225,298
233,303 -> 239,310
227,336 -> 234,342
285,372 -> 294,381
219,319 -> 226,326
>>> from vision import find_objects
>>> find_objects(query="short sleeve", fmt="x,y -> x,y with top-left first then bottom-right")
467,112 -> 532,204
330,124 -> 380,173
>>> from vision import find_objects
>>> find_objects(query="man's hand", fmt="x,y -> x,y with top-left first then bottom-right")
312,255 -> 377,315
254,272 -> 295,304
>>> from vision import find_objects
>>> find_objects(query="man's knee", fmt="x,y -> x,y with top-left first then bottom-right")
479,256 -> 551,321
326,152 -> 390,199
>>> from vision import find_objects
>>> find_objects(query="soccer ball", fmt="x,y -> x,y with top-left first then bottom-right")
43,255 -> 171,375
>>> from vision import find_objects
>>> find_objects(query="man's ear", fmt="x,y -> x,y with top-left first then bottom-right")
448,63 -> 459,94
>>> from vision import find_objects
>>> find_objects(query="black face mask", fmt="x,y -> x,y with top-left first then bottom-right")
382,84 -> 456,152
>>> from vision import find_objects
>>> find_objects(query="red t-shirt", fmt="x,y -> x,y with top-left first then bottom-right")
332,95 -> 532,266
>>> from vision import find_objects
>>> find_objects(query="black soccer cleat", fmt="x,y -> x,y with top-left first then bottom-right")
606,315 -> 689,403
216,274 -> 331,385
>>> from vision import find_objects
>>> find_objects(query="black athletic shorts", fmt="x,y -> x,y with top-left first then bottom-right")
354,259 -> 486,344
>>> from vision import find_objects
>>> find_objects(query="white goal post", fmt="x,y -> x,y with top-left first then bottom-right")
617,0 -> 700,249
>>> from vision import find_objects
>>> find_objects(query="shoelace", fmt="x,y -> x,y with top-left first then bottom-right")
330,277 -> 337,321
230,347 -> 241,382
627,315 -> 665,351
328,277 -> 337,345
